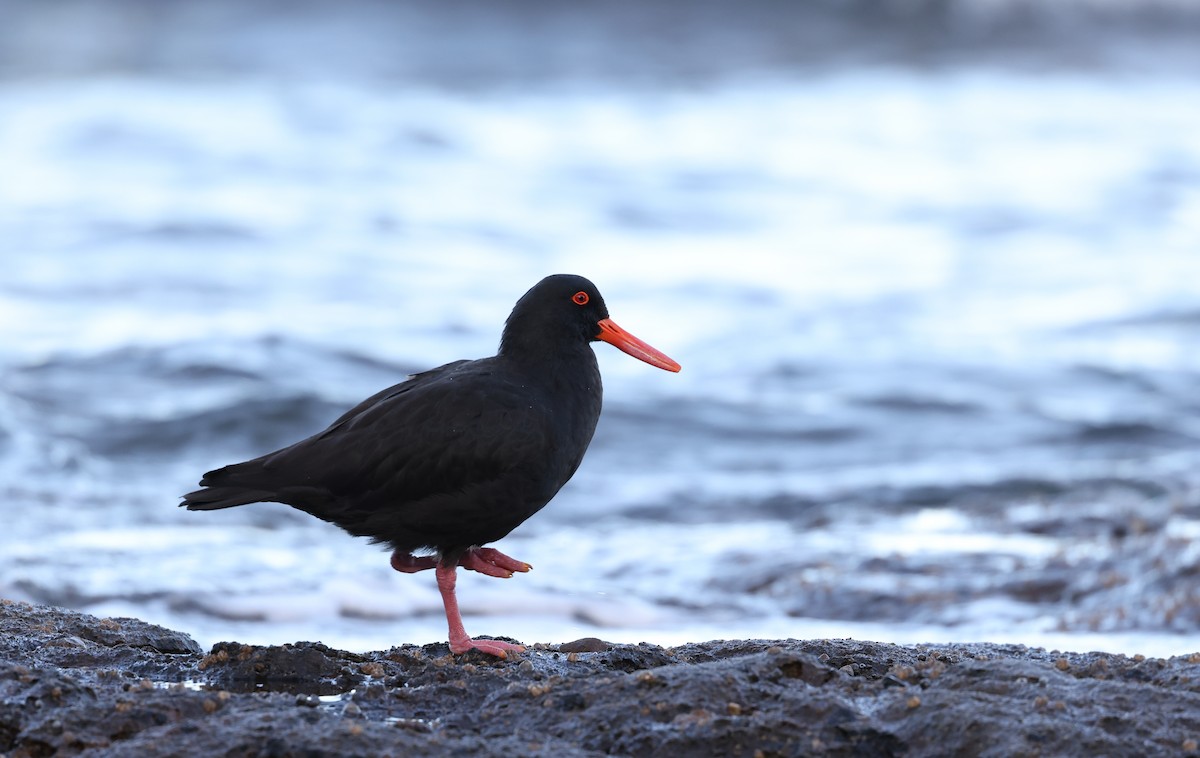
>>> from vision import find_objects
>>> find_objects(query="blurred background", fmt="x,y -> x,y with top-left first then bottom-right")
2,0 -> 1200,656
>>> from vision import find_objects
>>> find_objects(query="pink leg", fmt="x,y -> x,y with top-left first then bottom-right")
435,561 -> 525,658
459,547 -> 532,578
390,550 -> 438,573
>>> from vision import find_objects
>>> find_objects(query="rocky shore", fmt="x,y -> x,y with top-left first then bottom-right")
2,599 -> 1198,757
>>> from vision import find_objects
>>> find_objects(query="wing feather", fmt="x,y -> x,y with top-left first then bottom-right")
184,358 -> 555,526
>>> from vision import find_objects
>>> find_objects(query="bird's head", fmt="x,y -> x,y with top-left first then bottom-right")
501,274 -> 680,372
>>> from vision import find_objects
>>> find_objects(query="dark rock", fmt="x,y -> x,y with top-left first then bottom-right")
199,641 -> 368,695
556,637 -> 610,653
1,599 -> 1198,757
0,598 -> 201,682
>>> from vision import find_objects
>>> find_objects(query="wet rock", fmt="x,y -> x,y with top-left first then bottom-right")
712,476 -> 1200,637
0,598 -> 201,682
1,600 -> 1198,757
199,641 -> 367,695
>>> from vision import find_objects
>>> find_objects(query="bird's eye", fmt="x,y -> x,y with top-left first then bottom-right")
572,291 -> 589,305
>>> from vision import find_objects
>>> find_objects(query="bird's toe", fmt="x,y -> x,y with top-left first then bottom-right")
450,637 -> 526,658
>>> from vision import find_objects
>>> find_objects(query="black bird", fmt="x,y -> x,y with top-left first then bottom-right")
182,274 -> 680,657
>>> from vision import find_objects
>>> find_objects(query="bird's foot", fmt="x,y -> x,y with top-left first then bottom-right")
459,547 -> 532,578
435,562 -> 525,659
449,634 -> 526,658
390,551 -> 439,573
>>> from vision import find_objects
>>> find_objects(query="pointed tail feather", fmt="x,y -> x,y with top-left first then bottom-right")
181,455 -> 281,510
180,486 -> 273,511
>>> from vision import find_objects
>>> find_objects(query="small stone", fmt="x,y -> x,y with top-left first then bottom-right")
203,699 -> 219,714
1182,738 -> 1197,752
636,671 -> 658,685
672,708 -> 713,727
906,696 -> 921,709
727,702 -> 743,716
559,637 -> 608,653
892,665 -> 915,681
1055,658 -> 1070,671
1034,695 -> 1049,709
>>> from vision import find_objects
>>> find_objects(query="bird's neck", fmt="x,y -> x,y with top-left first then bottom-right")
498,337 -> 604,482
499,336 -> 597,380
495,332 -> 599,409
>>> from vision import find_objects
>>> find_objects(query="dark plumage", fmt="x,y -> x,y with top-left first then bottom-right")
182,274 -> 679,657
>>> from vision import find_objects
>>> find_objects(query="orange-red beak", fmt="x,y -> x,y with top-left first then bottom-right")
596,318 -> 681,372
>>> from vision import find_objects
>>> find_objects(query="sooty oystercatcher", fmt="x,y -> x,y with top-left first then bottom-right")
181,274 -> 680,657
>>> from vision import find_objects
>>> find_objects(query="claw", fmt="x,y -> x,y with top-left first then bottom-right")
459,546 -> 532,577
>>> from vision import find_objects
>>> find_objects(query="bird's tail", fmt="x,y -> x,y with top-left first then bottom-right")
180,486 -> 273,511
180,459 -> 275,510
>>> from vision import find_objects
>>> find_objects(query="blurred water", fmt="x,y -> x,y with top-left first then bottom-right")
3,4 -> 1200,656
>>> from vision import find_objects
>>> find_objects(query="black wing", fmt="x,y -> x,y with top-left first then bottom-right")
182,357 -> 555,519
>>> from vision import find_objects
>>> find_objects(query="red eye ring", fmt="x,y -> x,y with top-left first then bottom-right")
572,291 -> 589,305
